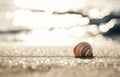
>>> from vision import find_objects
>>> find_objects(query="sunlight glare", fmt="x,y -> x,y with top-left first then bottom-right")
68,26 -> 88,38
13,10 -> 89,28
88,8 -> 100,18
12,0 -> 107,46
18,29 -> 76,46
99,19 -> 116,33
13,0 -> 86,13
88,25 -> 99,35
13,9 -> 32,26
5,12 -> 13,20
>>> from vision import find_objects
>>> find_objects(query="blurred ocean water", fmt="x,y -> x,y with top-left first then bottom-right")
0,0 -> 120,46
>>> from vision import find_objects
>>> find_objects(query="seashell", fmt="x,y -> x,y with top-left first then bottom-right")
73,42 -> 93,58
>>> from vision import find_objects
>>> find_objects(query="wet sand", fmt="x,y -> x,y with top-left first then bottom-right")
0,42 -> 120,77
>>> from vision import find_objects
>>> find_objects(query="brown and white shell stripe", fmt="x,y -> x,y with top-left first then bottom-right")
74,42 -> 93,58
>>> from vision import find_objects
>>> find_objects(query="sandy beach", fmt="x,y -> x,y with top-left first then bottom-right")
0,42 -> 120,77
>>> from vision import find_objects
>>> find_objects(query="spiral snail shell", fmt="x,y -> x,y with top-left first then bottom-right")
73,42 -> 93,58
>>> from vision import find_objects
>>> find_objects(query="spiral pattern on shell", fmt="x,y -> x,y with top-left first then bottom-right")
73,42 -> 93,58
